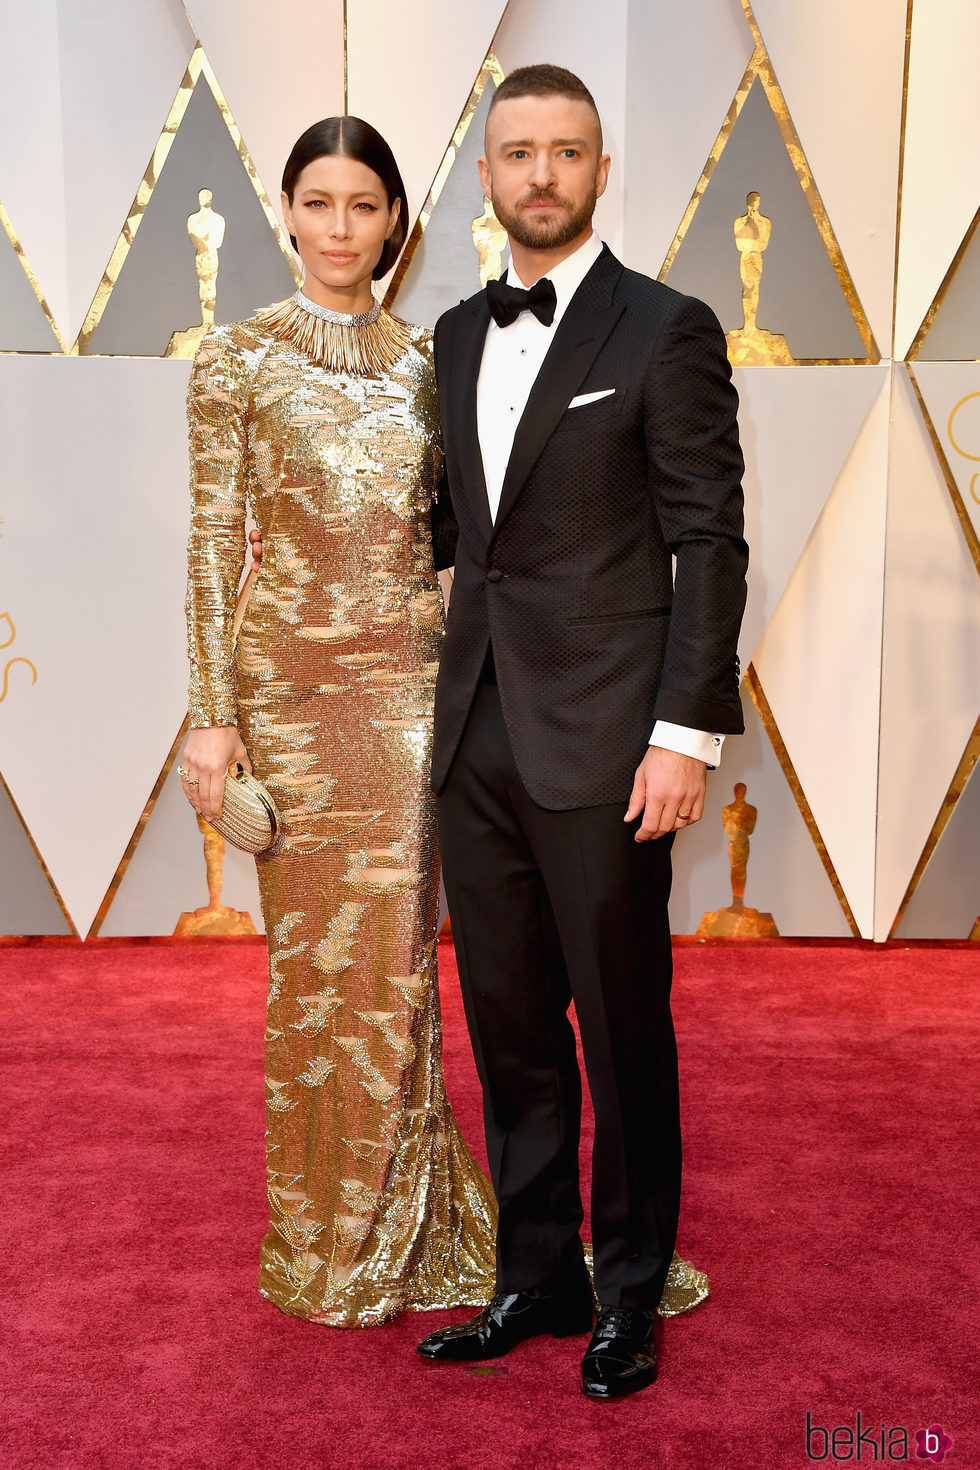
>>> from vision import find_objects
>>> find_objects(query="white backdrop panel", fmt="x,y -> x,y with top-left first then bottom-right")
0,357 -> 194,937
735,366 -> 886,662
874,368 -> 980,939
179,0 -> 344,218
0,0 -> 68,338
624,0 -> 754,278
492,0 -> 628,255
749,0 -> 906,355
754,369 -> 892,937
347,0 -> 508,230
894,0 -> 980,359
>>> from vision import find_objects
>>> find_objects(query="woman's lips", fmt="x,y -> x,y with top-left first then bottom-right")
324,251 -> 357,263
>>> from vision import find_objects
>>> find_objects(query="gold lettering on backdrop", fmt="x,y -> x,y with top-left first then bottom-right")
696,783 -> 780,938
174,813 -> 257,936
725,192 -> 794,367
166,188 -> 227,359
471,199 -> 507,288
947,392 -> 980,505
0,656 -> 38,704
0,528 -> 38,702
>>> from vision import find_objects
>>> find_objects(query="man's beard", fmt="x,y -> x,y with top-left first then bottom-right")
491,185 -> 597,251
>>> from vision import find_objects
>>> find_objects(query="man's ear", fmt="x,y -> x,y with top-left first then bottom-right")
477,155 -> 492,200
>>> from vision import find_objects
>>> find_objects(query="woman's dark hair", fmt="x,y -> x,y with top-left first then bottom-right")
281,116 -> 408,280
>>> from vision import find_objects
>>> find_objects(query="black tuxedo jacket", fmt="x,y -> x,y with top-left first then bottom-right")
430,245 -> 748,810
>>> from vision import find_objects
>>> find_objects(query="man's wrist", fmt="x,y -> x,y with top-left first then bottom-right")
649,720 -> 724,768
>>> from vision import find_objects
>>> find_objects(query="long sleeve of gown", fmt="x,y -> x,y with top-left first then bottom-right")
184,328 -> 252,728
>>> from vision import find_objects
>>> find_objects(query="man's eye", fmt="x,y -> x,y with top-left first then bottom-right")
511,150 -> 528,160
560,150 -> 579,159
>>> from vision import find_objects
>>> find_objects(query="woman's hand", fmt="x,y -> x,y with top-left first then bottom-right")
179,726 -> 251,821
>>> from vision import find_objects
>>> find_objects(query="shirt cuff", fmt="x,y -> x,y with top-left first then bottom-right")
649,720 -> 724,769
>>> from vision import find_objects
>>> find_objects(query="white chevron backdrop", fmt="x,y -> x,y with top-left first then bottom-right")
0,0 -> 976,941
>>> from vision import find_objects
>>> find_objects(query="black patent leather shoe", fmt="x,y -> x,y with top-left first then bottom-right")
417,1285 -> 595,1362
581,1307 -> 662,1399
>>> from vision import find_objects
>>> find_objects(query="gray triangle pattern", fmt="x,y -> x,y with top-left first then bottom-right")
84,78 -> 296,357
0,214 -> 61,352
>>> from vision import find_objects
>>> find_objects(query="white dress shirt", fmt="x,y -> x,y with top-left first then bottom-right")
475,232 -> 724,768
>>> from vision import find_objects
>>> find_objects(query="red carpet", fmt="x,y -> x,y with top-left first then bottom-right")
1,937 -> 975,1469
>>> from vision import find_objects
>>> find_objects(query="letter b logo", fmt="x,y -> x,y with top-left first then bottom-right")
806,1413 -> 828,1460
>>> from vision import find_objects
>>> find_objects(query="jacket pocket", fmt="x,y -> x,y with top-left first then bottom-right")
566,606 -> 671,625
556,386 -> 628,430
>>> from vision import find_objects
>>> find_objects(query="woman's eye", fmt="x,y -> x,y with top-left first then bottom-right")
355,202 -> 377,212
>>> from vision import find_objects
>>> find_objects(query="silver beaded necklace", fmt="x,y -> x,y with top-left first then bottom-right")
293,288 -> 381,327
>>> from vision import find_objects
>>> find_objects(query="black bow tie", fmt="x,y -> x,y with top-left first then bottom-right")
485,275 -> 558,328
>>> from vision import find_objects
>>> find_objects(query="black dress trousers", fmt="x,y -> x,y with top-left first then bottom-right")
438,680 -> 681,1310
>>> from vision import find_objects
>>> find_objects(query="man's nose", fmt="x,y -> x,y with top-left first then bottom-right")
528,152 -> 557,189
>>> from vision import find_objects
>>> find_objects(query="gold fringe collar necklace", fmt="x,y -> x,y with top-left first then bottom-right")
255,289 -> 412,375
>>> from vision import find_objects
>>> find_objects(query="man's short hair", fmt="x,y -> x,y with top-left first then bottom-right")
488,64 -> 603,149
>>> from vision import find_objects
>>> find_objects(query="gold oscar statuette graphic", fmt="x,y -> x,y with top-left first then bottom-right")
696,782 -> 780,938
725,192 -> 794,367
471,198 -> 507,288
174,813 -> 257,936
166,188 -> 226,359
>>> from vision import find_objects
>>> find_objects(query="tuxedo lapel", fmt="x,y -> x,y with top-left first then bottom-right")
449,295 -> 494,545
490,249 -> 625,542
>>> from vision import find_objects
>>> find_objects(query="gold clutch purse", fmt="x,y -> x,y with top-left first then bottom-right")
209,762 -> 280,855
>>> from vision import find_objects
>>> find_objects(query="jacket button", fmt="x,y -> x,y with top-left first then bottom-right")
486,568 -> 503,583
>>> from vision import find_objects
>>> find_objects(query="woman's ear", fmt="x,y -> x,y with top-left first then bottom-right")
385,196 -> 401,241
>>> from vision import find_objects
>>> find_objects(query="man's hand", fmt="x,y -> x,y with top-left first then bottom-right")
248,527 -> 263,572
625,746 -> 706,841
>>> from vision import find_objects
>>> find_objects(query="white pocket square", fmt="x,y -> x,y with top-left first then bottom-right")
568,389 -> 616,409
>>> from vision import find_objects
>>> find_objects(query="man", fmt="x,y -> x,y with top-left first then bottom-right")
416,65 -> 747,1400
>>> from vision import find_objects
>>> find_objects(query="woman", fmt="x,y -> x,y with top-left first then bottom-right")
179,117 -> 496,1327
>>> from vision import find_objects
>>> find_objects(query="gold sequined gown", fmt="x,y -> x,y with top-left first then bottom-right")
185,291 -> 709,1327
185,293 -> 497,1326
